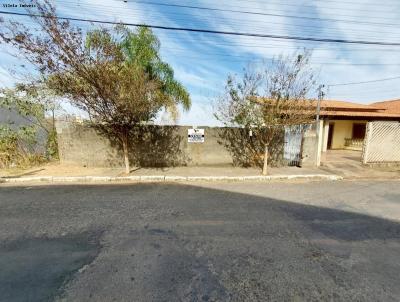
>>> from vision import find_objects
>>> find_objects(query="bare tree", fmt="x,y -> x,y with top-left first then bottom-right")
0,0 -> 190,174
215,51 -> 318,174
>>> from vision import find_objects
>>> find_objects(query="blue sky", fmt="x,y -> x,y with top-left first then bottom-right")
1,0 -> 400,125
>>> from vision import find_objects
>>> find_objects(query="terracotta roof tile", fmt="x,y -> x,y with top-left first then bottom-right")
258,97 -> 400,119
319,100 -> 381,110
320,110 -> 400,118
261,98 -> 380,110
370,99 -> 400,114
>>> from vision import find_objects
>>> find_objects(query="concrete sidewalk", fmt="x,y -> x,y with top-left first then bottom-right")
0,163 -> 341,184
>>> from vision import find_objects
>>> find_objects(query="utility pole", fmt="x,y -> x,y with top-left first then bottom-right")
315,84 -> 325,166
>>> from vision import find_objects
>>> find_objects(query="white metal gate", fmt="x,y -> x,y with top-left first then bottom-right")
362,121 -> 400,164
284,124 -> 311,166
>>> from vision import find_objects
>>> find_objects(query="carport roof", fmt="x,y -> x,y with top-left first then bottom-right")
318,100 -> 400,119
256,98 -> 400,119
319,100 -> 382,111
320,110 -> 400,118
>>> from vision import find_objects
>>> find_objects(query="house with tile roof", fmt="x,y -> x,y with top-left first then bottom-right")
317,99 -> 400,153
255,97 -> 400,166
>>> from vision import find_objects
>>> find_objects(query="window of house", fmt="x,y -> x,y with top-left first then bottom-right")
352,123 -> 366,139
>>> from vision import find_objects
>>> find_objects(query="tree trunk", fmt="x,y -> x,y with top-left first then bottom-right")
52,109 -> 55,132
262,145 -> 268,175
122,135 -> 130,174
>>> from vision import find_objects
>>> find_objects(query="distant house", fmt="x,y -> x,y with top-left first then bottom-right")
0,107 -> 30,128
317,100 -> 400,152
0,107 -> 48,155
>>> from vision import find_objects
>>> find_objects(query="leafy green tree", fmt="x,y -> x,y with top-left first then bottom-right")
0,83 -> 57,133
0,84 -> 59,167
116,25 -> 190,114
0,0 -> 190,173
0,124 -> 37,168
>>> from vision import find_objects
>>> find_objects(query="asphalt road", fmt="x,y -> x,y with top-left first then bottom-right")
0,180 -> 400,301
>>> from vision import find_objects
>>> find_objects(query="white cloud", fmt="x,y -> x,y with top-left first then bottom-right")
178,96 -> 221,127
1,0 -> 400,125
156,94 -> 221,126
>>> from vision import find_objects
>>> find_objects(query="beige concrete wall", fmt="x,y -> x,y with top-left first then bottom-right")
331,120 -> 353,149
316,120 -> 324,166
300,131 -> 317,167
55,121 -> 234,167
322,121 -> 329,152
330,120 -> 367,149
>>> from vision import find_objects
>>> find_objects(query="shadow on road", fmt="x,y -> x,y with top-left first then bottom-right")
0,183 -> 400,301
0,231 -> 102,302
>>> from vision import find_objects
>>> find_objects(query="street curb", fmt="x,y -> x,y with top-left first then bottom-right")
1,174 -> 343,184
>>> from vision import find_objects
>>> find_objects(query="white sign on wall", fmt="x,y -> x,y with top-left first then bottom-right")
188,128 -> 205,143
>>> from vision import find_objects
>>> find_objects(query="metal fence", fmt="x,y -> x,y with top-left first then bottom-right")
284,124 -> 312,166
362,121 -> 400,164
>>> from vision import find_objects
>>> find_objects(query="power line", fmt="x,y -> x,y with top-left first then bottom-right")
327,85 -> 400,93
328,75 -> 400,86
9,2 -> 400,43
329,92 -> 400,99
159,51 -> 400,66
163,39 -> 400,52
328,86 -> 400,93
57,1 -> 400,39
118,0 -> 400,27
193,0 -> 400,9
115,0 -> 400,11
160,47 -> 400,65
11,11 -> 400,51
91,0 -> 400,22
2,11 -> 400,46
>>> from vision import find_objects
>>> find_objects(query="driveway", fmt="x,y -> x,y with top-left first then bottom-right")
1,181 -> 400,301
321,149 -> 400,178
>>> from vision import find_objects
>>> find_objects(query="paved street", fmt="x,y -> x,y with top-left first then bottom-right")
1,180 -> 400,301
